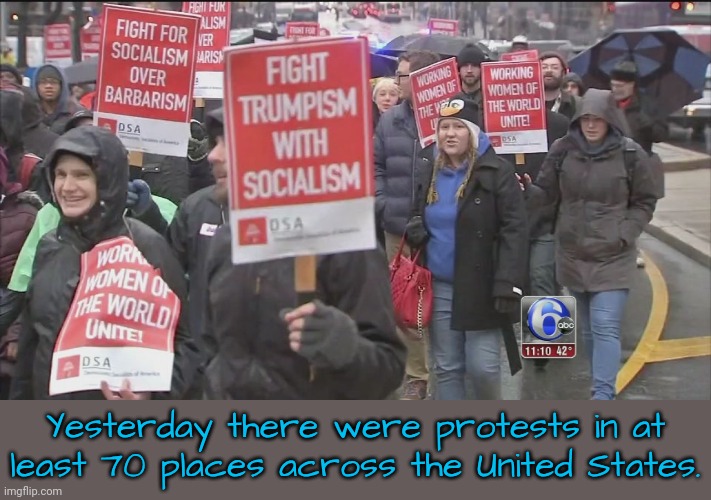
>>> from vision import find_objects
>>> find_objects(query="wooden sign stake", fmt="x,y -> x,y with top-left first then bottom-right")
515,153 -> 525,166
129,150 -> 144,168
294,254 -> 317,383
295,254 -> 317,304
195,97 -> 205,108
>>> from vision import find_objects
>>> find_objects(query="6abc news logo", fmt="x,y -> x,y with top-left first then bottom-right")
520,296 -> 577,359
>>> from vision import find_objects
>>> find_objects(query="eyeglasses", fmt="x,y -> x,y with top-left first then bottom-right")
395,73 -> 410,81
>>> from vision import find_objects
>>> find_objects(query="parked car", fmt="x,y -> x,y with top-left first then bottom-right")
669,63 -> 711,140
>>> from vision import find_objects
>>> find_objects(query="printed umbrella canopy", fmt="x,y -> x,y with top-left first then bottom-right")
568,28 -> 711,116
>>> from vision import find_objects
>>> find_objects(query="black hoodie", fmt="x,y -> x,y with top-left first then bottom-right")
10,126 -> 200,400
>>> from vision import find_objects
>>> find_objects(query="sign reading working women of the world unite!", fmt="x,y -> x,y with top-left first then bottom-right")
49,237 -> 181,396
93,5 -> 199,157
223,37 -> 375,265
481,60 -> 548,154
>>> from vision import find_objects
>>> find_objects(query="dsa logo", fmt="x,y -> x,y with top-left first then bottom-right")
238,217 -> 268,246
82,356 -> 111,370
489,136 -> 502,148
521,296 -> 576,342
118,123 -> 141,135
97,117 -> 117,133
57,355 -> 81,380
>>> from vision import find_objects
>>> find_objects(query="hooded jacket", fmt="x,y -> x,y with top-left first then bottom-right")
19,86 -> 59,160
10,126 -> 200,400
33,64 -> 85,135
0,85 -> 24,182
527,89 -> 657,292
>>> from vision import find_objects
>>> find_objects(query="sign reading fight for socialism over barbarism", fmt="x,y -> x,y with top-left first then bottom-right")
94,5 -> 199,157
223,37 -> 375,265
49,237 -> 181,396
410,57 -> 462,148
285,22 -> 320,39
481,60 -> 548,154
44,24 -> 73,67
182,2 -> 231,99
427,18 -> 459,36
501,49 -> 540,62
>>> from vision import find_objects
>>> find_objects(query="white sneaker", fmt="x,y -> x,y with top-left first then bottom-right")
636,256 -> 646,268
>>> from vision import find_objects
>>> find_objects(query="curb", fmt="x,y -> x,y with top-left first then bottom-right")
644,218 -> 711,268
663,158 -> 711,172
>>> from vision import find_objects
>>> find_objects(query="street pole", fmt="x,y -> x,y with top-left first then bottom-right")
0,2 -> 8,42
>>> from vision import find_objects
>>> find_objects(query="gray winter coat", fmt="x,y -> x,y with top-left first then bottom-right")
528,89 -> 657,292
374,101 -> 435,236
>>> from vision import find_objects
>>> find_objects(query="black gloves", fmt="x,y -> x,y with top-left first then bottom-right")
188,120 -> 209,162
404,216 -> 429,249
286,300 -> 359,370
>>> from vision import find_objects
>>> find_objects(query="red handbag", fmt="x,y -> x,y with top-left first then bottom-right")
389,237 -> 433,339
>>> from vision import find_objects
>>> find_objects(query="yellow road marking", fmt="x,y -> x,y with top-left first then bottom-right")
647,337 -> 711,363
616,250 -> 669,393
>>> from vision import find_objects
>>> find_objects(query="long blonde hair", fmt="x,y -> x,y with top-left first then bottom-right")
426,125 -> 479,205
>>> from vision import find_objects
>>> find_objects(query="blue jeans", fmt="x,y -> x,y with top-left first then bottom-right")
430,281 -> 502,400
571,290 -> 629,400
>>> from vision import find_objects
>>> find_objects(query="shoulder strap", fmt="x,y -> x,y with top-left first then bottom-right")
20,154 -> 42,191
622,139 -> 638,205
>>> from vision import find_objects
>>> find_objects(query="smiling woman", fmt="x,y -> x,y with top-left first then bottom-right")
53,155 -> 98,220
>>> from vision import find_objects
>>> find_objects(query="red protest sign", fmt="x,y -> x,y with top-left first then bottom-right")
410,57 -> 462,148
286,22 -> 320,39
94,5 -> 199,157
319,27 -> 331,36
44,24 -> 72,66
501,49 -> 540,62
427,18 -> 459,36
182,2 -> 231,99
481,60 -> 548,154
49,237 -> 180,396
80,22 -> 102,60
223,37 -> 375,264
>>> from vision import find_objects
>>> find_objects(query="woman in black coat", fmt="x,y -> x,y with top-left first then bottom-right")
10,126 -> 199,400
405,98 -> 528,400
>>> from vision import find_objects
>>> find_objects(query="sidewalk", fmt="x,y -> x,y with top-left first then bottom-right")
645,145 -> 711,267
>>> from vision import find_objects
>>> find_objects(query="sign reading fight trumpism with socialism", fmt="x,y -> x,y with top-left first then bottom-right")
427,18 -> 459,36
94,5 -> 199,157
223,37 -> 376,265
481,60 -> 548,154
80,21 -> 102,60
49,237 -> 181,396
410,57 -> 462,148
285,22 -> 320,39
501,49 -> 540,62
44,24 -> 73,67
182,2 -> 231,99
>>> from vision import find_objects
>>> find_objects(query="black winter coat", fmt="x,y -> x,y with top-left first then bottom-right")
10,126 -> 200,400
201,225 -> 406,400
413,147 -> 529,332
165,186 -> 225,343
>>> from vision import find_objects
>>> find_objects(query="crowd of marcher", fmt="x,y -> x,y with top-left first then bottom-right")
0,34 -> 667,400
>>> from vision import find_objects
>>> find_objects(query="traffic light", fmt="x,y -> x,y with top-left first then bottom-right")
670,2 -> 695,11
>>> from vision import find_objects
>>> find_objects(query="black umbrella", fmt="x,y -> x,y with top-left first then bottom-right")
377,33 -> 494,61
64,56 -> 99,85
568,28 -> 711,116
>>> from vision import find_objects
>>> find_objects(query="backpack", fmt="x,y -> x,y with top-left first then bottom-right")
550,138 -> 638,233
19,153 -> 42,191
